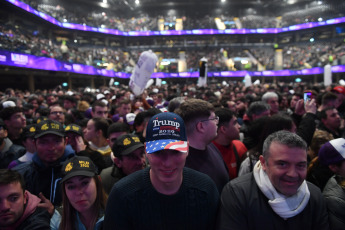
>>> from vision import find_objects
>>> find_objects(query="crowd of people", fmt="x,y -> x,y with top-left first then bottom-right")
20,0 -> 345,31
1,22 -> 345,73
0,80 -> 345,229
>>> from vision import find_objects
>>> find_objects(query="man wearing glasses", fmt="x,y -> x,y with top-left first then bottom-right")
176,99 -> 229,193
48,104 -> 65,126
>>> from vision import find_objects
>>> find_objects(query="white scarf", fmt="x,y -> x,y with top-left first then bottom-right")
253,161 -> 310,219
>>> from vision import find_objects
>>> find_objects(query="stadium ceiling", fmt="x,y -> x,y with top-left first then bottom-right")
62,0 -> 331,16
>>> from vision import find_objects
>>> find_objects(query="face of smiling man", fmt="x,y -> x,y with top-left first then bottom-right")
259,141 -> 307,197
146,149 -> 188,195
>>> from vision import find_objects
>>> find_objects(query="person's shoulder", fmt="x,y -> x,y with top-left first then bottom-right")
225,173 -> 254,191
232,140 -> 247,153
207,142 -> 220,152
232,140 -> 247,149
17,207 -> 51,230
183,167 -> 217,189
307,181 -> 322,193
306,181 -> 324,200
100,166 -> 113,177
12,161 -> 34,174
323,176 -> 343,197
8,144 -> 26,153
110,168 -> 148,195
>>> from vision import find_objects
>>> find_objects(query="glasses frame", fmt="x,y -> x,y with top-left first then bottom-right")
50,111 -> 64,115
199,116 -> 219,124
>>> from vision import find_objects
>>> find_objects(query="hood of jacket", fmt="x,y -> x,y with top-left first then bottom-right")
32,145 -> 75,170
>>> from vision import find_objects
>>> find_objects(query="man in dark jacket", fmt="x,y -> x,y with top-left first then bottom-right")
0,118 -> 25,169
100,133 -> 146,194
14,120 -> 74,206
217,131 -> 329,230
0,169 -> 50,230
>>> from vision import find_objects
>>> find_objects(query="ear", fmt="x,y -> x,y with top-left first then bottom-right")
96,129 -> 103,137
219,125 -> 227,134
65,136 -> 70,145
2,129 -> 8,138
259,155 -> 267,171
195,121 -> 206,133
328,164 -> 339,174
4,120 -> 10,127
142,121 -> 149,138
23,191 -> 28,205
114,157 -> 122,168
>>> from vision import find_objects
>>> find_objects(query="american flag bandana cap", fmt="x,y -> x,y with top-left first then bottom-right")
146,112 -> 188,154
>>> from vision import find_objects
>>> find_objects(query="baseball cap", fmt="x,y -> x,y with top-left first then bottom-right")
35,120 -> 65,138
124,113 -> 136,125
318,138 -> 345,166
22,124 -> 36,139
61,156 -> 97,183
332,86 -> 345,95
145,112 -> 188,154
35,116 -> 48,124
112,134 -> 144,158
97,93 -> 105,100
65,124 -> 83,136
2,101 -> 16,108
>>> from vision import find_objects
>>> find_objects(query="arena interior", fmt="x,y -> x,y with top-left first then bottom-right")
0,0 -> 345,91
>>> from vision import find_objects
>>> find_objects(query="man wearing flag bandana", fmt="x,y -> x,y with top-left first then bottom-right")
104,112 -> 219,230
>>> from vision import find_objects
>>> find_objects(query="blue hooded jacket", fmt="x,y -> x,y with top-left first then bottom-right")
14,145 -> 75,206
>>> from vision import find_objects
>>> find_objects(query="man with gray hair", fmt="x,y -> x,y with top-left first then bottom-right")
246,101 -> 271,121
262,92 -> 279,115
217,130 -> 329,230
241,101 -> 271,135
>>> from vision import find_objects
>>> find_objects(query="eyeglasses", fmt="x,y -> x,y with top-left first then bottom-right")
96,111 -> 108,114
50,111 -> 64,115
200,116 -> 219,124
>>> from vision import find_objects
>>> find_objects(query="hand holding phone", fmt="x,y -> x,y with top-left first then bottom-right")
304,92 -> 312,101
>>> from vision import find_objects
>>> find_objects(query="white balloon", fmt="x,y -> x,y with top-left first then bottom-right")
129,50 -> 158,96
324,64 -> 332,86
